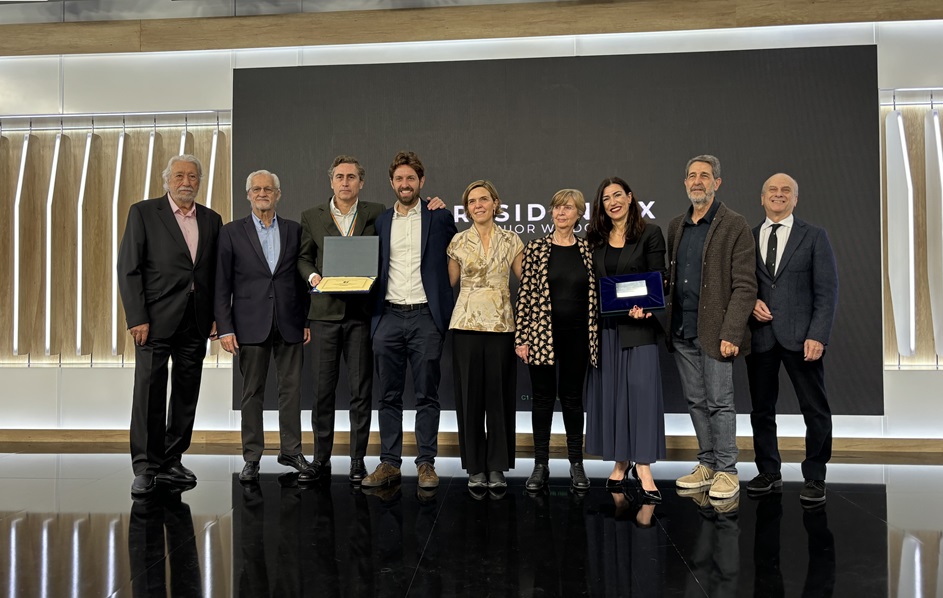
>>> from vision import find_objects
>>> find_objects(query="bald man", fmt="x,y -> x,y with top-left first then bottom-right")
745,173 -> 838,506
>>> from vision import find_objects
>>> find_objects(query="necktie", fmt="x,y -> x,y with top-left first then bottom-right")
766,223 -> 782,276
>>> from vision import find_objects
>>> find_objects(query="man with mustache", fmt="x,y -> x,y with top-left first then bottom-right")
665,154 -> 756,504
118,154 -> 223,497
215,170 -> 312,483
362,151 -> 458,491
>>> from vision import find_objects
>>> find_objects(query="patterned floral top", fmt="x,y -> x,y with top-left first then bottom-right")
514,234 -> 599,367
447,224 -> 524,332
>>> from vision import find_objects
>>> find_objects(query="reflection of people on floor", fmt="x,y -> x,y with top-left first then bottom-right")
684,497 -> 740,597
802,507 -> 836,597
753,492 -> 785,597
587,491 -> 664,596
236,483 -> 267,597
528,489 -> 590,596
346,490 -> 375,597
129,489 -> 202,597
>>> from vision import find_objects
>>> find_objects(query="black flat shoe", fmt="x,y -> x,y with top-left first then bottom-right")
278,453 -> 312,473
349,458 -> 367,484
525,464 -> 549,491
157,462 -> 197,484
131,474 -> 156,496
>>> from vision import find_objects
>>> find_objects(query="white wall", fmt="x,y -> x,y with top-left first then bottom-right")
2,21 -> 942,438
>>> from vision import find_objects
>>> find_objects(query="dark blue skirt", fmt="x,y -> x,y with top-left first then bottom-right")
584,325 -> 666,463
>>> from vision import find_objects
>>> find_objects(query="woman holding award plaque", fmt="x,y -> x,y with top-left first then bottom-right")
447,180 -> 524,491
514,188 -> 599,492
585,176 -> 667,503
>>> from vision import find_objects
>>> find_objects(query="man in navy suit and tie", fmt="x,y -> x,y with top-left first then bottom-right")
362,151 -> 458,491
118,155 -> 223,497
215,170 -> 312,483
745,173 -> 839,506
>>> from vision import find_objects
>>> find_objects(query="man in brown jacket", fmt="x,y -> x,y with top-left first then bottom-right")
665,154 -> 757,504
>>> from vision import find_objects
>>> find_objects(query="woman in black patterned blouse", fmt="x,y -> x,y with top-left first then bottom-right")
514,189 -> 599,491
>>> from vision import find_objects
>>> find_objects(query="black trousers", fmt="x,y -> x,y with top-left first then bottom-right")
527,327 -> 588,464
452,330 -> 516,474
310,317 -> 373,463
238,324 -> 304,462
746,342 -> 832,481
130,297 -> 206,476
373,305 -> 443,468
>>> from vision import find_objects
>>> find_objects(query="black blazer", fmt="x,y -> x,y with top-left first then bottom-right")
592,222 -> 667,349
117,195 -> 222,339
372,199 -> 458,336
297,199 -> 385,321
749,217 -> 838,353
214,214 -> 308,345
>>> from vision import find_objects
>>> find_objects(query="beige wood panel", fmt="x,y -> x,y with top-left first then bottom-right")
83,131 -> 121,363
50,134 -> 87,363
18,133 -> 58,360
882,106 -> 938,366
0,134 -> 28,364
115,130 -> 156,361
3,0 -> 943,57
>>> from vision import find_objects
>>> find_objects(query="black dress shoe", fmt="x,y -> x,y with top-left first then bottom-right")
239,461 -> 260,482
349,458 -> 367,484
277,453 -> 312,473
800,480 -> 827,505
525,463 -> 549,491
298,461 -> 330,484
157,462 -> 197,484
131,474 -> 156,495
570,463 -> 590,491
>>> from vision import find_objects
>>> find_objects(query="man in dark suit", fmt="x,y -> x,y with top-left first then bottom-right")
215,169 -> 312,483
297,155 -> 385,484
745,172 -> 839,505
118,154 -> 223,496
362,151 -> 458,491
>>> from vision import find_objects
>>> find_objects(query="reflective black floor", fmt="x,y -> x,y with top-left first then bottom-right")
0,454 -> 937,597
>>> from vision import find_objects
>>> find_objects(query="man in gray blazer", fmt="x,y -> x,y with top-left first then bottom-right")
666,154 -> 757,503
745,173 -> 839,506
297,155 -> 385,484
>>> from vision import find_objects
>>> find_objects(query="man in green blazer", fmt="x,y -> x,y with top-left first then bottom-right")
297,155 -> 385,484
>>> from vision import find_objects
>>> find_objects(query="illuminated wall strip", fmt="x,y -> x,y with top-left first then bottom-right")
70,520 -> 82,598
12,133 -> 29,356
111,134 -> 126,355
178,129 -> 187,155
75,132 -> 93,355
41,518 -> 52,598
142,130 -> 155,200
44,133 -> 63,356
205,127 -> 219,210
885,110 -> 916,356
926,110 -> 943,357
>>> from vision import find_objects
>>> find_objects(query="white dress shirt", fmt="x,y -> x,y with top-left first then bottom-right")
386,201 -> 428,304
759,213 -> 794,276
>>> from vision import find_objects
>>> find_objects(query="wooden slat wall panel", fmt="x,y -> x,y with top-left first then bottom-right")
882,106 -> 939,366
0,134 -> 28,364
0,125 -> 232,363
19,134 -> 56,361
83,131 -> 120,362
3,0 -> 943,57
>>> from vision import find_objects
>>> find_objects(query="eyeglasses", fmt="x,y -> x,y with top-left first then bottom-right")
249,186 -> 278,194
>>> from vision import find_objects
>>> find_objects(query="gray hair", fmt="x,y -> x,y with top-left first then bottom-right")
328,155 -> 366,180
685,154 -> 721,179
245,169 -> 281,192
161,154 -> 203,191
761,173 -> 799,197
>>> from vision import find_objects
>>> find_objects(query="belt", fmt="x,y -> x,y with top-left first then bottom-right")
386,301 -> 427,312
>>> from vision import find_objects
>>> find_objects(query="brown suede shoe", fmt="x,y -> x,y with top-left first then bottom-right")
361,462 -> 402,488
417,463 -> 439,489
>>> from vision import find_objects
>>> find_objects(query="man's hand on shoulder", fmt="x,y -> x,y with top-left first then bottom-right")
426,196 -> 447,210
